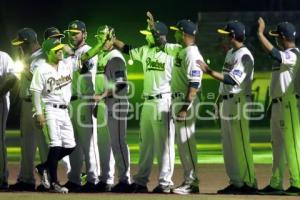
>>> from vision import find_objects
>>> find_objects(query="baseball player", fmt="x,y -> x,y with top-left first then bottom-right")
0,50 -> 16,191
114,19 -> 180,193
30,38 -> 77,194
10,28 -> 49,191
198,20 -> 257,194
93,25 -> 131,192
63,20 -> 100,192
43,27 -> 72,175
169,20 -> 203,195
257,18 -> 300,195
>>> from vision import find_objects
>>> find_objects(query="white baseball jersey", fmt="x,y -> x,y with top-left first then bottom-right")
270,48 -> 300,98
0,51 -> 15,98
72,44 -> 97,97
171,45 -> 204,95
219,46 -> 254,95
130,43 -> 180,96
30,57 -> 77,105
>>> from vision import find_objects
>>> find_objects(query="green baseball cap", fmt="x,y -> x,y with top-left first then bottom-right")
42,38 -> 65,53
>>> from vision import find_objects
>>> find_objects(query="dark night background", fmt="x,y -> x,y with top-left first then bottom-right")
1,0 -> 300,128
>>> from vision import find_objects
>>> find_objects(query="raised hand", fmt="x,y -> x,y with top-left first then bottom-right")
257,17 -> 266,35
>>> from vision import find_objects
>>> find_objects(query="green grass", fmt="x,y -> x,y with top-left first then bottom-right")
5,128 -> 273,164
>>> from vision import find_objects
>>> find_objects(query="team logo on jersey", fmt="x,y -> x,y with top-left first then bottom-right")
146,57 -> 165,71
46,75 -> 72,92
232,69 -> 243,78
190,70 -> 201,77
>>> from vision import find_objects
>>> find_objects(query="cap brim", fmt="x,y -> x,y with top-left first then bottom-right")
51,44 -> 65,51
170,26 -> 179,31
64,29 -> 81,33
217,29 -> 230,34
11,38 -> 24,46
49,33 -> 65,39
139,30 -> 152,35
269,30 -> 280,37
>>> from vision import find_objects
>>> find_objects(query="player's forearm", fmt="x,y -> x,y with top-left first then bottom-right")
32,91 -> 43,115
113,39 -> 126,51
257,32 -> 274,52
81,42 -> 103,63
181,86 -> 198,111
207,69 -> 225,82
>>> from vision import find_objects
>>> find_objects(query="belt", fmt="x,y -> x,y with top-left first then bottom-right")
172,92 -> 184,99
48,103 -> 68,109
222,94 -> 234,100
272,97 -> 282,103
143,94 -> 163,100
70,96 -> 78,101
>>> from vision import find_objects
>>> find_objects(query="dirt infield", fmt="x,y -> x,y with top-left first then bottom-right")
1,163 -> 298,200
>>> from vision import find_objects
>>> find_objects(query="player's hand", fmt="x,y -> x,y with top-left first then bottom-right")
257,17 -> 265,35
176,109 -> 188,122
36,114 -> 46,128
197,60 -> 210,73
63,44 -> 74,56
146,11 -> 155,29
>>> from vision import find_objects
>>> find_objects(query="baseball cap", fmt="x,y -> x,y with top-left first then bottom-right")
11,28 -> 38,46
42,38 -> 65,53
140,21 -> 168,36
217,20 -> 245,40
64,20 -> 86,33
170,20 -> 197,36
269,22 -> 296,40
44,27 -> 65,40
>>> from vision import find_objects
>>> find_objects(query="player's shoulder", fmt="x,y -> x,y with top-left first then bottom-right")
75,44 -> 91,54
0,51 -> 13,61
185,45 -> 202,58
283,48 -> 299,58
235,46 -> 253,60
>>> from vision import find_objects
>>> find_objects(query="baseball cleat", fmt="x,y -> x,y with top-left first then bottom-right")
35,164 -> 50,189
36,184 -> 50,192
152,184 -> 174,194
238,184 -> 257,194
0,182 -> 9,191
78,182 -> 98,193
96,181 -> 113,192
63,181 -> 81,193
9,181 -> 35,192
284,186 -> 300,196
257,185 -> 284,195
172,183 -> 199,195
129,183 -> 148,193
217,184 -> 241,194
51,182 -> 68,194
111,182 -> 132,193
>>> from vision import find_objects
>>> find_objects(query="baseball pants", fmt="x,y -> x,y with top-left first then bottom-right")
106,99 -> 130,183
134,94 -> 175,186
282,95 -> 300,188
17,100 -> 48,185
0,95 -> 9,185
97,100 -> 115,184
219,94 -> 256,188
269,100 -> 285,190
68,99 -> 100,185
172,96 -> 199,186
